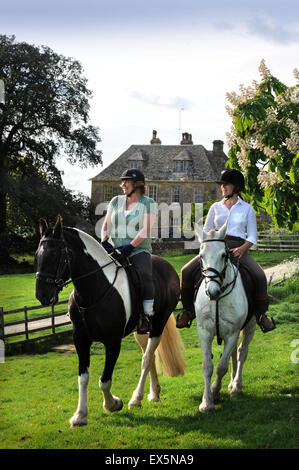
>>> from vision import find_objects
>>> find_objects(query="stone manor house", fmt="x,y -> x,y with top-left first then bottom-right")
90,130 -> 228,238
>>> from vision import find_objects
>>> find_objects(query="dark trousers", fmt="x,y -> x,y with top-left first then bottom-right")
181,237 -> 268,306
130,251 -> 154,300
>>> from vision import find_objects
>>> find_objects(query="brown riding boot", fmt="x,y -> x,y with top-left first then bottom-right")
256,298 -> 276,333
176,309 -> 195,328
176,286 -> 196,328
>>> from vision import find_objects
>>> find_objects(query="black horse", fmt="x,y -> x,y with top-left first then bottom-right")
35,216 -> 185,426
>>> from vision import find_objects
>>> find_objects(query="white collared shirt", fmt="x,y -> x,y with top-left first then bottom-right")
203,197 -> 258,245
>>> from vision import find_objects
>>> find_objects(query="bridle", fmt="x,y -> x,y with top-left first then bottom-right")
200,238 -> 239,298
199,238 -> 240,345
36,237 -> 72,292
35,234 -> 122,310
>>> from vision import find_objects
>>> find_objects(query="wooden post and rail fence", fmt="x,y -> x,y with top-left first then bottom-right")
0,300 -> 71,347
0,231 -> 298,347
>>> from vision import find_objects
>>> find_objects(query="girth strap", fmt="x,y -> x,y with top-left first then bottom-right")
215,300 -> 222,346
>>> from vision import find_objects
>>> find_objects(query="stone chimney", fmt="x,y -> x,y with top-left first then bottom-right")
180,132 -> 193,145
213,140 -> 224,155
150,130 -> 161,145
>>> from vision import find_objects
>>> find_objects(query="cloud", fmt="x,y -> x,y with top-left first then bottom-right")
212,14 -> 299,45
247,16 -> 299,44
130,91 -> 194,110
213,21 -> 234,31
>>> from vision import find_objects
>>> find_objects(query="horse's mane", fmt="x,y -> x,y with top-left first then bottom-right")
63,226 -> 111,262
64,226 -> 101,247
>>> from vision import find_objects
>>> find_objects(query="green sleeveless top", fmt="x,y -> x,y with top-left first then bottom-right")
107,195 -> 158,257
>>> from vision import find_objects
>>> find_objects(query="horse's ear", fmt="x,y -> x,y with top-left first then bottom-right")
194,222 -> 206,243
39,219 -> 48,238
53,215 -> 63,238
218,220 -> 228,239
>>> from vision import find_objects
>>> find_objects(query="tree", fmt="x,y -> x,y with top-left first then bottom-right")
0,35 -> 102,262
225,59 -> 299,230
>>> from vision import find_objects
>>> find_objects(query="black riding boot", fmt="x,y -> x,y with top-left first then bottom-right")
137,314 -> 151,335
255,298 -> 276,333
176,286 -> 196,328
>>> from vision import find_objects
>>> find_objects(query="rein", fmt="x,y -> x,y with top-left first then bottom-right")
200,238 -> 240,345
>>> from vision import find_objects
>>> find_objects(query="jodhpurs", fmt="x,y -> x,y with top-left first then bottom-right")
181,236 -> 268,302
130,251 -> 154,300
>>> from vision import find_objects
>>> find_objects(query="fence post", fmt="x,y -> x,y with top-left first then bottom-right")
51,304 -> 55,334
24,306 -> 29,341
0,307 -> 4,341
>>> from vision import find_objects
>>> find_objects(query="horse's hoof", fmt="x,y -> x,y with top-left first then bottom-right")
105,398 -> 123,413
114,398 -> 123,411
199,404 -> 215,414
147,393 -> 160,402
69,413 -> 88,427
128,400 -> 142,409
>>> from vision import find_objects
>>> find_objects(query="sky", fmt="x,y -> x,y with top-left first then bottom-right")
1,0 -> 298,196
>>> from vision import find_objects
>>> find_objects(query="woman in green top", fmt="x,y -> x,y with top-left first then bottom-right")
101,168 -> 157,331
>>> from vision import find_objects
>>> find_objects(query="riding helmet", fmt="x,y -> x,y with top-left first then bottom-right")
217,169 -> 245,192
120,168 -> 145,184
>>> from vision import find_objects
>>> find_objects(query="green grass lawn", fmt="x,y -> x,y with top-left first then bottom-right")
0,251 -> 298,449
0,323 -> 298,449
165,251 -> 297,272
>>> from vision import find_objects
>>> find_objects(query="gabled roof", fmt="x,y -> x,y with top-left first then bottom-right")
173,149 -> 192,161
128,150 -> 144,161
91,144 -> 227,182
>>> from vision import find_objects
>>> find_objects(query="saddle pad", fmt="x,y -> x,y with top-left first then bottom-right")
124,263 -> 144,318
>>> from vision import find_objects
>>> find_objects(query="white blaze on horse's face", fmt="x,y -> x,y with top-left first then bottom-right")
200,239 -> 227,300
198,222 -> 228,301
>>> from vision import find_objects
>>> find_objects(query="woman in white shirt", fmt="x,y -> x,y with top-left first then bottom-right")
176,169 -> 276,333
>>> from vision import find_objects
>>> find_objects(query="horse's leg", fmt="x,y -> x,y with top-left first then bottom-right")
134,332 -> 161,402
211,331 -> 240,403
230,316 -> 256,397
99,341 -> 123,413
128,336 -> 161,409
198,328 -> 215,413
228,345 -> 238,392
69,327 -> 92,427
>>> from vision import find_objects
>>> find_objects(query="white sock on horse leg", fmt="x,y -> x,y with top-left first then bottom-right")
143,299 -> 154,316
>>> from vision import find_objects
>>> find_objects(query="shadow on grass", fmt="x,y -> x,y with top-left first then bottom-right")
105,390 -> 298,449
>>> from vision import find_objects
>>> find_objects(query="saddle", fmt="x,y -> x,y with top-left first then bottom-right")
193,255 -> 257,330
111,252 -> 144,326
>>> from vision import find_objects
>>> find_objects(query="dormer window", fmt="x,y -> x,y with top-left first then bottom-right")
173,149 -> 191,173
128,150 -> 144,170
174,160 -> 189,173
128,160 -> 143,170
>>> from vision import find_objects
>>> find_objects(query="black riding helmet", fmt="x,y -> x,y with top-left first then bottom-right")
120,168 -> 145,183
217,169 -> 245,193
120,168 -> 145,197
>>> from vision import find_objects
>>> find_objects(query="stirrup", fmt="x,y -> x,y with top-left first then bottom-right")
137,314 -> 151,335
258,315 -> 276,333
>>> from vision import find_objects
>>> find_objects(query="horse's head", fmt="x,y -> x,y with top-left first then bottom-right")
196,221 -> 229,300
35,215 -> 71,306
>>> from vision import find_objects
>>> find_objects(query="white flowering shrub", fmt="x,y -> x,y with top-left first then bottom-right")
226,59 -> 299,230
